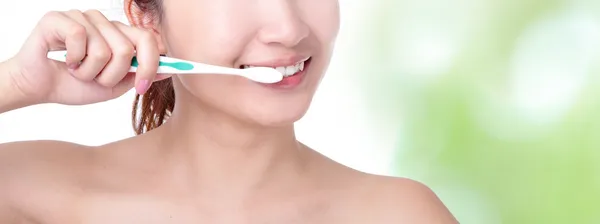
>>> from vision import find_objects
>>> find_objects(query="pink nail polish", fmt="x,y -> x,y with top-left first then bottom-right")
136,79 -> 151,95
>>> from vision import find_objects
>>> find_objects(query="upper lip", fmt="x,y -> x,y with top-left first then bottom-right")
240,55 -> 311,68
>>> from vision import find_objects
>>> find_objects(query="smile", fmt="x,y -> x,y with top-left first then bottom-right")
241,57 -> 310,77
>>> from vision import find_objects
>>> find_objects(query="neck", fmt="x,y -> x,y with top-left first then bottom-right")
153,94 -> 306,196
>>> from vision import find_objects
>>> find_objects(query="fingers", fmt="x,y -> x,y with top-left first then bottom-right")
111,22 -> 163,94
63,10 -> 112,82
38,11 -> 87,68
83,10 -> 135,88
111,72 -> 137,98
42,9 -> 164,95
110,73 -> 172,98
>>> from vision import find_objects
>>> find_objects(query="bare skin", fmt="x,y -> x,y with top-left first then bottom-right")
0,139 -> 456,223
0,0 -> 458,223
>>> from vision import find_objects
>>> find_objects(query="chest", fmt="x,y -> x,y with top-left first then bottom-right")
32,195 -> 337,224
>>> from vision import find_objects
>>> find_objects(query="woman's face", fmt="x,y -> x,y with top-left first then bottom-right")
153,0 -> 340,126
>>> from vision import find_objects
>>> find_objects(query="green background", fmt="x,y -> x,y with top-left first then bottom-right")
355,0 -> 600,223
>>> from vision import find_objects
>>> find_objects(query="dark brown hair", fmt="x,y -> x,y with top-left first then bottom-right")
131,0 -> 174,135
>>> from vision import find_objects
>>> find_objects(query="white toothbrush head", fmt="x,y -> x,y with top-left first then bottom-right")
240,67 -> 283,84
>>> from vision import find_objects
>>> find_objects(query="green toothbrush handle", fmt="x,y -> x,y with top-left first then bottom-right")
130,56 -> 195,73
47,51 -> 196,73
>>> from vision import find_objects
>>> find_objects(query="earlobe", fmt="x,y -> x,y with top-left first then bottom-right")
123,0 -> 167,54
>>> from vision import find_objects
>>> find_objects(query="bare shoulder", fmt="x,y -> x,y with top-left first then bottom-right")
0,140 -> 94,221
305,148 -> 459,223
354,173 -> 459,223
0,140 -> 94,176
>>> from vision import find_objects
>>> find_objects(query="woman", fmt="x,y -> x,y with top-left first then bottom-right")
0,0 -> 458,222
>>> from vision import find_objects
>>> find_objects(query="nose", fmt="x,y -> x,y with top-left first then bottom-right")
256,2 -> 310,48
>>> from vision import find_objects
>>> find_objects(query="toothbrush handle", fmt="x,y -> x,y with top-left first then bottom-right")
46,50 -> 239,75
46,50 -> 197,74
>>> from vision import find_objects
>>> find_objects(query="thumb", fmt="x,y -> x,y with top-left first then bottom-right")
110,73 -> 136,98
111,73 -> 173,97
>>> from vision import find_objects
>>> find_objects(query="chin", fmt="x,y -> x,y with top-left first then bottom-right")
242,102 -> 312,127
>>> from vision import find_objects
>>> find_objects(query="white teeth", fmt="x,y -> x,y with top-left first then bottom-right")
242,60 -> 307,77
285,66 -> 296,75
275,67 -> 287,75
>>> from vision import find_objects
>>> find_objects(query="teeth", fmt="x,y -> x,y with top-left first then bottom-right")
242,60 -> 307,77
275,66 -> 287,75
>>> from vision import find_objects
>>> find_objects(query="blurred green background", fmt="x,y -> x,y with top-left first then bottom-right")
354,0 -> 600,223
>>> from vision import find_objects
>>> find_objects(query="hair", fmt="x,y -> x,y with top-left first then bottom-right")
131,0 -> 174,135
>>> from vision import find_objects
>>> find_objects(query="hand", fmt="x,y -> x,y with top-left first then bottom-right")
7,9 -> 170,105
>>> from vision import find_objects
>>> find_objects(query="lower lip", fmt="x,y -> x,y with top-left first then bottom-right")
261,59 -> 311,89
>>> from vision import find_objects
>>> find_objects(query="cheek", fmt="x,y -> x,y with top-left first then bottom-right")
177,76 -> 236,98
177,75 -> 260,104
303,0 -> 340,48
176,76 -> 246,114
161,4 -> 253,67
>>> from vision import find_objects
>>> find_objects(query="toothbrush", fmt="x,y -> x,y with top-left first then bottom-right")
46,50 -> 283,84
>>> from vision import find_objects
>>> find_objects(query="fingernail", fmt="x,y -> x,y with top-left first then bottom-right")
136,79 -> 151,95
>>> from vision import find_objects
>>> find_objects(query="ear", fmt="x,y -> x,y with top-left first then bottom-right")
123,0 -> 167,54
